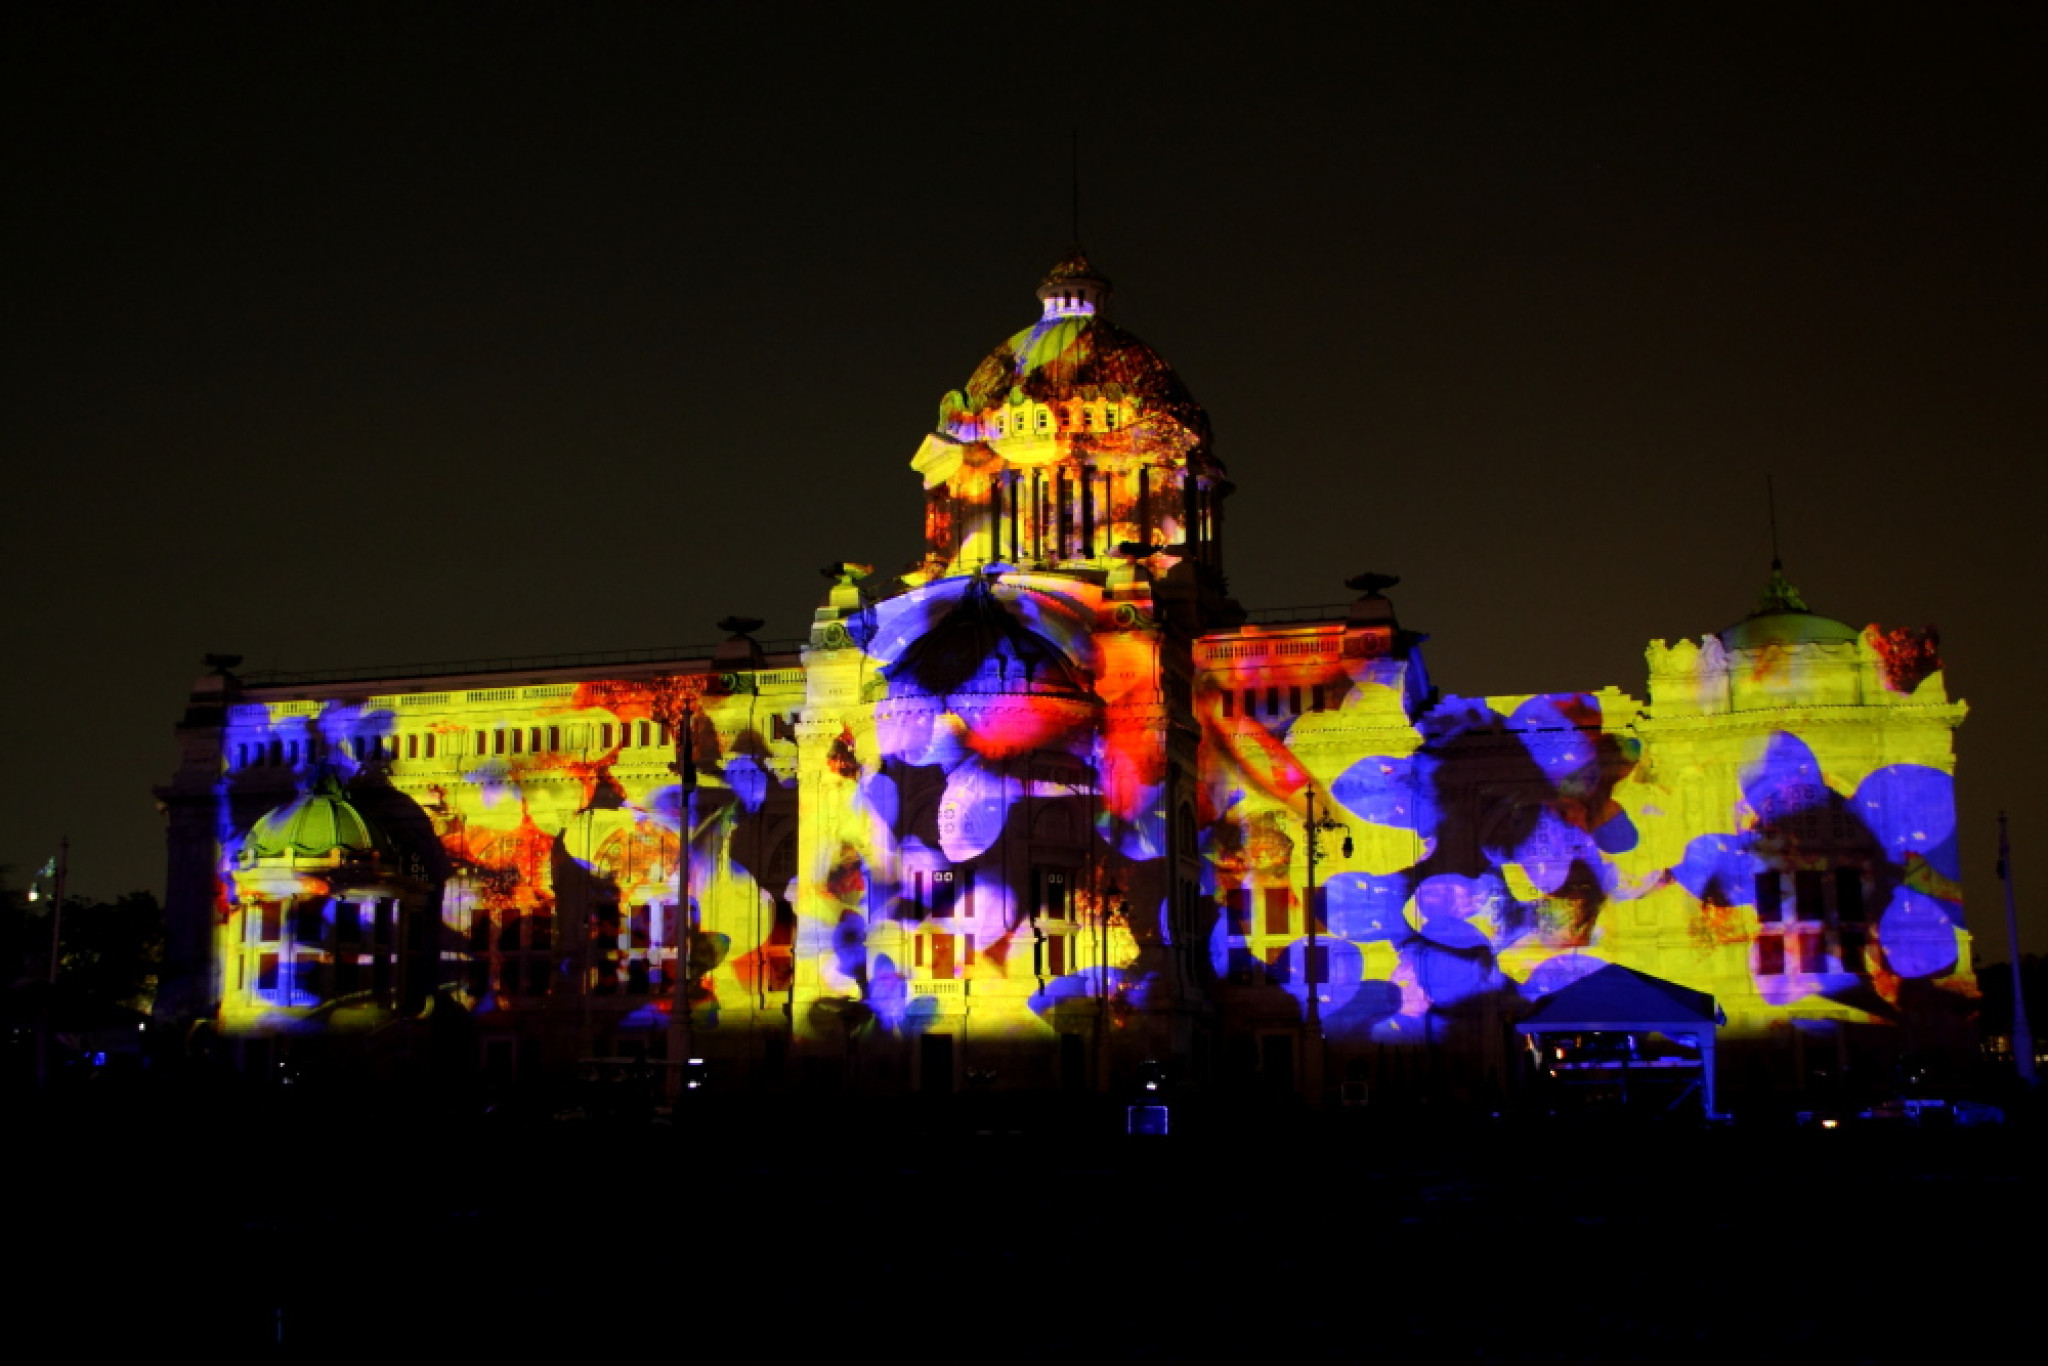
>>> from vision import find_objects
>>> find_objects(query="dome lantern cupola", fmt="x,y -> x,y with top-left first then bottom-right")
1036,248 -> 1112,319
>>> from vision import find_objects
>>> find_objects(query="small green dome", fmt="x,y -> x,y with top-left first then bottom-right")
243,771 -> 389,863
1718,563 -> 1861,650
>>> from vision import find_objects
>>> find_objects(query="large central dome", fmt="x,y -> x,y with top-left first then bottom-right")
944,250 -> 1210,445
910,252 -> 1233,585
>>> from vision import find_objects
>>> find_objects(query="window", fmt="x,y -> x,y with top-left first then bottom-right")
1104,407 -> 1118,431
510,728 -> 523,754
1794,871 -> 1825,922
295,903 -> 323,944
1243,689 -> 1258,717
1220,691 -> 1234,718
1289,686 -> 1303,714
406,733 -> 418,759
1263,888 -> 1292,936
259,903 -> 281,943
1755,874 -> 1783,923
1303,943 -> 1329,985
929,868 -> 958,918
547,726 -> 560,751
1043,935 -> 1067,976
1035,867 -> 1070,920
1225,888 -> 1252,936
530,727 -> 541,753
640,721 -> 652,748
1757,936 -> 1785,975
1798,931 -> 1827,974
1036,409 -> 1049,432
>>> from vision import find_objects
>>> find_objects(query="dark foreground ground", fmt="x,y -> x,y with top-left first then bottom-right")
13,1082 -> 2042,1362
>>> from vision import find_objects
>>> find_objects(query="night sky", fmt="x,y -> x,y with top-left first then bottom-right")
8,4 -> 2044,951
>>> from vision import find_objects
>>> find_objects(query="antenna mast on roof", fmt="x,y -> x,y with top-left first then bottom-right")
1070,129 -> 1081,245
1767,473 -> 1782,569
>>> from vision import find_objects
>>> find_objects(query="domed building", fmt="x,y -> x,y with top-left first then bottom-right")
219,769 -> 426,1032
158,253 -> 1976,1105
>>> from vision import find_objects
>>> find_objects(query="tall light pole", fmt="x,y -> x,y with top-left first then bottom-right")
666,693 -> 698,1103
1301,788 -> 1350,1106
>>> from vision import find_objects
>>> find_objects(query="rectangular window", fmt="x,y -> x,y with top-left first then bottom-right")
1266,687 -> 1280,716
1046,935 -> 1067,976
259,903 -> 281,943
1757,935 -> 1785,975
1311,684 -> 1327,712
373,901 -> 393,947
295,903 -> 323,944
930,869 -> 957,918
963,934 -> 977,966
1226,888 -> 1252,936
1841,927 -> 1867,973
336,902 -> 361,943
1794,870 -> 1825,922
1800,931 -> 1828,974
630,904 -> 651,950
1304,943 -> 1329,985
600,723 -> 614,749
1036,868 -> 1070,920
258,953 -> 279,992
547,726 -> 560,752
406,733 -> 418,759
1289,686 -> 1303,715
1243,690 -> 1257,718
1835,867 -> 1864,923
510,728 -> 523,754
1263,888 -> 1292,936
1227,947 -> 1258,985
1220,690 -> 1234,718
425,732 -> 437,758
640,721 -> 652,748
930,934 -> 955,977
1755,874 -> 1783,923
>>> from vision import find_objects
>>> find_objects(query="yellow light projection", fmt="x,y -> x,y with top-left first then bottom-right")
178,257 -> 1976,1102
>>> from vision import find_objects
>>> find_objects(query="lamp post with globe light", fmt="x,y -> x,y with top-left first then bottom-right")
1302,787 -> 1351,1105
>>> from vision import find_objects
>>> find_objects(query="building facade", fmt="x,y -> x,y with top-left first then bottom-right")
158,253 -> 1976,1102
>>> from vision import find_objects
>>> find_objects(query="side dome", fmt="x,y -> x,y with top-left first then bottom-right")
1717,563 -> 1860,650
241,769 -> 392,865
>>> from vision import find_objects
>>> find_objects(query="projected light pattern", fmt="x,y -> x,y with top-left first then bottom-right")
172,255 -> 1974,1094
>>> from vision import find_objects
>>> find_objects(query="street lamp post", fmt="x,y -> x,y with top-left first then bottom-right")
1301,788 -> 1351,1106
666,693 -> 698,1104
